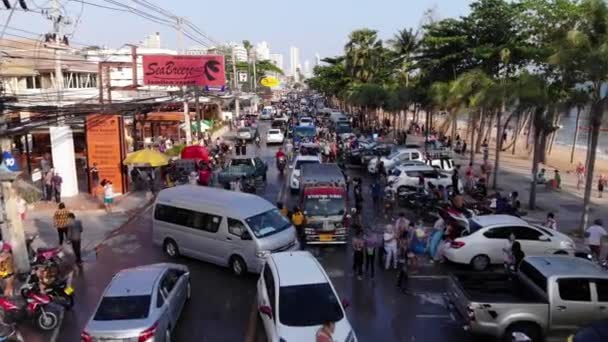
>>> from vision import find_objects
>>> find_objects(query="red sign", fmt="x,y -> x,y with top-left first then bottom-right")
86,115 -> 125,195
143,55 -> 225,86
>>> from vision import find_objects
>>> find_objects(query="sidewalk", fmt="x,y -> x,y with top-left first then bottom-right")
25,191 -> 152,262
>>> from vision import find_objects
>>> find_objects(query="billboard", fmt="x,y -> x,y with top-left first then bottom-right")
260,76 -> 280,88
143,55 -> 225,86
86,115 -> 125,195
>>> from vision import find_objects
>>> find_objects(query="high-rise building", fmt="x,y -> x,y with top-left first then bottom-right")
303,60 -> 311,77
289,46 -> 300,77
315,53 -> 321,66
269,53 -> 284,71
255,41 -> 270,61
228,42 -> 248,62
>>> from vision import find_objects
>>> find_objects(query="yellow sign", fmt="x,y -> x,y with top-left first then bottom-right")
260,76 -> 280,88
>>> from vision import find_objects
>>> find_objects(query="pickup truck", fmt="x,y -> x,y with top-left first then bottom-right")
445,256 -> 608,342
217,156 -> 267,186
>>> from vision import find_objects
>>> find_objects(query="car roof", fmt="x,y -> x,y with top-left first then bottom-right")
156,185 -> 274,219
392,147 -> 422,153
472,214 -> 528,227
524,256 -> 607,278
105,264 -> 168,297
295,155 -> 321,161
270,251 -> 328,287
395,165 -> 436,172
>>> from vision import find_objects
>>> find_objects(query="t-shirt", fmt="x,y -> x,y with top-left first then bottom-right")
384,232 -> 397,249
585,225 -> 607,246
104,184 -> 114,199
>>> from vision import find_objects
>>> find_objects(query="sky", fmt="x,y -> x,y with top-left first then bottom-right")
3,0 -> 472,65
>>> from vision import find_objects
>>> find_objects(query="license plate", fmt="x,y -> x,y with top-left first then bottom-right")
319,234 -> 333,242
64,286 -> 74,295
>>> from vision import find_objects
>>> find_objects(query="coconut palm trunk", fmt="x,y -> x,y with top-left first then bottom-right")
580,100 -> 603,234
570,106 -> 582,163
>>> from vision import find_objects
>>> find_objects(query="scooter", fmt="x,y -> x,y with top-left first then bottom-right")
20,268 -> 74,310
0,291 -> 62,331
25,235 -> 65,269
277,157 -> 286,174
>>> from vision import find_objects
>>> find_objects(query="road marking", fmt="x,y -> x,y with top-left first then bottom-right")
415,314 -> 452,319
245,299 -> 258,342
49,310 -> 65,342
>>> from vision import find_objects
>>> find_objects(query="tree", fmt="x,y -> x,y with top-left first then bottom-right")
388,28 -> 419,86
564,89 -> 590,163
344,29 -> 386,83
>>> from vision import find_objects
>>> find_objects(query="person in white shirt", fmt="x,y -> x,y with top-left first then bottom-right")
544,212 -> 558,231
585,219 -> 607,260
383,225 -> 398,270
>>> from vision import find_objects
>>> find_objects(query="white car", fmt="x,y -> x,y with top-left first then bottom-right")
367,148 -> 423,173
266,129 -> 285,144
387,165 -> 462,194
443,215 -> 576,271
257,251 -> 356,342
299,117 -> 314,126
289,155 -> 322,193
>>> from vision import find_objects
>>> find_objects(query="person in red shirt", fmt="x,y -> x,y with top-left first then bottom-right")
316,321 -> 335,342
275,147 -> 286,160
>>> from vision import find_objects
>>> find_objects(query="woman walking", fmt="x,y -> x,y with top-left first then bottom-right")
383,225 -> 398,270
352,229 -> 365,280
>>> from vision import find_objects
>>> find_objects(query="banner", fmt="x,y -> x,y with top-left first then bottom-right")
260,76 -> 280,88
143,55 -> 226,86
86,115 -> 125,194
1,151 -> 19,172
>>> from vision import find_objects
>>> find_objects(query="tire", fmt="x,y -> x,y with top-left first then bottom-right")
503,322 -> 542,342
471,255 -> 490,271
163,239 -> 179,258
229,256 -> 247,276
37,309 -> 59,331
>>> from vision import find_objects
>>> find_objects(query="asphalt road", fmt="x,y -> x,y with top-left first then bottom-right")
47,121 -> 474,342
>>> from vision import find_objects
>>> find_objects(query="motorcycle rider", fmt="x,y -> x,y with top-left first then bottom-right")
276,148 -> 286,163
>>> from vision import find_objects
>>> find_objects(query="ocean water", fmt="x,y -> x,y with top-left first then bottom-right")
553,109 -> 608,158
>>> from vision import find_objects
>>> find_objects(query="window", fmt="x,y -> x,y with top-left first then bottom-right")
228,218 -> 247,237
558,278 -> 591,301
245,209 -> 291,238
25,76 -> 41,89
279,283 -> 344,326
156,288 -> 165,308
263,266 -> 276,317
154,204 -> 221,233
399,153 -> 411,161
411,152 -> 420,160
483,227 -> 512,239
595,279 -> 608,302
511,226 -> 542,240
160,269 -> 180,295
94,295 -> 151,321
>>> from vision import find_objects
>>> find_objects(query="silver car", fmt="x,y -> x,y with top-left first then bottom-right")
81,263 -> 190,342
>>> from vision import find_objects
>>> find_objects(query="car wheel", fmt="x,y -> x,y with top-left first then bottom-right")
471,255 -> 490,271
503,322 -> 542,342
230,256 -> 247,276
37,310 -> 59,331
164,239 -> 179,258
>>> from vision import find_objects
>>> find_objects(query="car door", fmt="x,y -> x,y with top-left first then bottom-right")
227,218 -> 256,265
167,268 -> 188,317
254,157 -> 266,175
592,279 -> 608,320
551,278 -> 596,333
480,226 -> 513,263
159,270 -> 180,327
257,265 -> 279,341
510,226 -> 546,256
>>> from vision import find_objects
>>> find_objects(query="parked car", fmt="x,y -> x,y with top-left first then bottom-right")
81,263 -> 190,342
446,256 -> 608,341
289,154 -> 322,193
387,165 -> 462,194
257,251 -> 356,342
266,129 -> 285,144
226,156 -> 268,180
443,215 -> 576,271
425,156 -> 456,172
152,186 -> 299,275
298,117 -> 314,127
236,127 -> 257,141
367,148 -> 423,173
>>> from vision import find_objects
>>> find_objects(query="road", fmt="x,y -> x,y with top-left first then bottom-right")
49,121 -> 473,342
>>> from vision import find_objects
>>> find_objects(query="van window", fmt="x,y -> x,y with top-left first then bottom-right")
558,278 -> 591,302
245,209 -> 291,238
154,204 -> 221,233
228,218 -> 247,237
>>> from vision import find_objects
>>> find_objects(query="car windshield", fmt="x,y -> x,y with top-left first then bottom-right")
295,159 -> 319,170
94,295 -> 151,321
535,225 -> 554,236
294,126 -> 316,138
304,195 -> 345,216
231,159 -> 253,167
387,150 -> 401,159
336,125 -> 351,134
279,283 -> 343,327
238,128 -> 250,133
245,209 -> 291,238
268,130 -> 281,135
390,169 -> 402,177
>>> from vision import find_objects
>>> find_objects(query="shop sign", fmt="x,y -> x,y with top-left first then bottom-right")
86,115 -> 124,194
1,151 -> 19,171
143,55 -> 226,86
260,76 -> 280,88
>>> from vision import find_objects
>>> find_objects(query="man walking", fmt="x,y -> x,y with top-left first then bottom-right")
67,213 -> 83,264
53,203 -> 70,245
51,171 -> 63,203
585,219 -> 607,260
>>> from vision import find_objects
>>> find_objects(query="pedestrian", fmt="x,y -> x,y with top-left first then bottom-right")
67,213 -> 83,264
291,207 -> 306,245
503,232 -> 516,272
585,219 -> 607,260
352,229 -> 365,280
383,225 -> 398,270
315,321 -> 335,342
544,212 -> 558,231
51,171 -> 63,203
452,165 -> 460,194
575,162 -> 586,190
395,212 -> 409,237
0,242 -> 15,296
354,178 -> 363,211
599,174 -> 606,198
44,169 -> 53,201
364,231 -> 379,279
89,163 -> 100,190
370,179 -> 381,206
396,239 -> 409,291
554,169 -> 562,189
16,196 -> 26,222
511,241 -> 525,272
103,180 -> 114,213
461,141 -> 467,155
53,202 -> 70,245
465,162 -> 474,191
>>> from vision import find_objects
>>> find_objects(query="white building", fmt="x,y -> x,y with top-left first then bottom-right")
255,41 -> 270,61
315,53 -> 321,66
303,60 -> 311,78
289,46 -> 300,77
228,42 -> 248,62
269,53 -> 284,71
141,32 -> 161,49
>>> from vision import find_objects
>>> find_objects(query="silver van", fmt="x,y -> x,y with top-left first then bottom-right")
152,185 -> 299,275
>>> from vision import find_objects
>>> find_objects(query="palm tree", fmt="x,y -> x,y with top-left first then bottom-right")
345,29 -> 384,83
388,28 -> 418,86
564,89 -> 590,163
242,40 -> 253,89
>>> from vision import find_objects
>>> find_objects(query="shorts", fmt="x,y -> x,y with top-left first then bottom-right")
104,197 -> 114,204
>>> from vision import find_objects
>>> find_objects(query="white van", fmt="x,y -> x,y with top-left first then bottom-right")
152,185 -> 299,275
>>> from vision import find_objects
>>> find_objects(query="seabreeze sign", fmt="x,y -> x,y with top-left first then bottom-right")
143,55 -> 225,86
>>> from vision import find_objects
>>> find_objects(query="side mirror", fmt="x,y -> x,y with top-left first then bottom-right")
341,298 -> 350,309
539,235 -> 550,242
241,231 -> 252,240
259,305 -> 273,318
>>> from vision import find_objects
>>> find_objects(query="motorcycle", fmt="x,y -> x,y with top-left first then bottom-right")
277,157 -> 286,174
0,291 -> 62,331
20,268 -> 74,310
25,235 -> 65,269
255,136 -> 261,148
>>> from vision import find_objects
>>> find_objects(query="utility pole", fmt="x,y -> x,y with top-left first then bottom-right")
176,17 -> 192,144
252,51 -> 257,93
232,49 -> 240,117
49,0 -> 67,114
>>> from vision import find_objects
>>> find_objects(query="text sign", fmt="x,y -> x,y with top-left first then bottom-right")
143,55 -> 226,86
86,115 -> 124,194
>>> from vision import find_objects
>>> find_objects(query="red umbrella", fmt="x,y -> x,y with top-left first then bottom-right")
180,145 -> 210,163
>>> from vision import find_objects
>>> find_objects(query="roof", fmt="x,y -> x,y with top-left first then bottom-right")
270,251 -> 328,287
105,264 -> 167,297
524,256 -> 607,279
395,164 -> 435,172
156,185 -> 273,219
472,214 -> 528,227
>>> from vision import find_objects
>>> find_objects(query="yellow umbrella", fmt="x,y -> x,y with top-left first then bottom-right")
123,149 -> 169,167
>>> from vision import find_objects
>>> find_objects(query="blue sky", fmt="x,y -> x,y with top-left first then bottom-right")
5,0 -> 471,63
